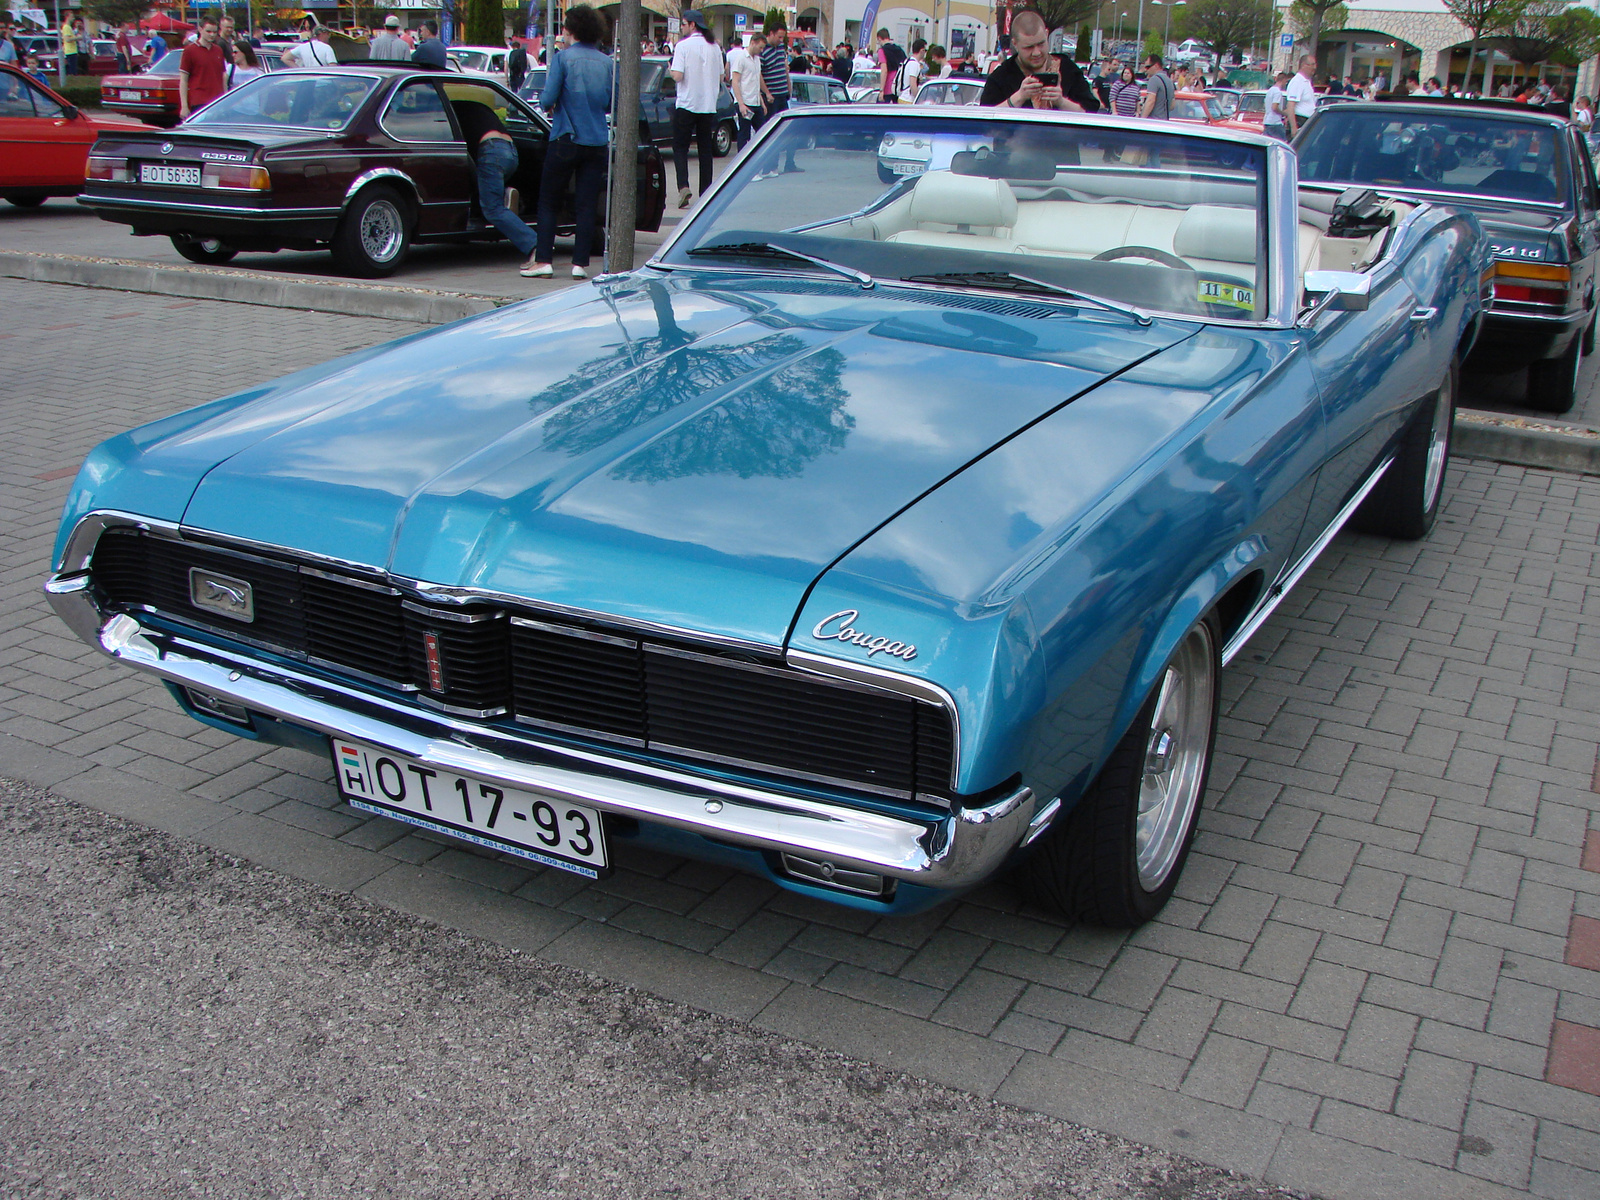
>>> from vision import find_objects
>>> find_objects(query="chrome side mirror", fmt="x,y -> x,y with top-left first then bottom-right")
1298,270 -> 1372,325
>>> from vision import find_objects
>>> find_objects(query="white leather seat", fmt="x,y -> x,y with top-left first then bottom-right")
885,171 -> 1018,252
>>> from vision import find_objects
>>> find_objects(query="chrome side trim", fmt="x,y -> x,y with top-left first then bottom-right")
514,713 -> 647,749
647,642 -> 899,700
648,740 -> 919,803
299,565 -> 400,595
77,194 -> 340,217
400,599 -> 502,623
343,166 -> 418,202
415,694 -> 508,718
510,616 -> 638,649
43,600 -> 1032,890
1021,795 -> 1063,847
785,647 -> 962,790
1221,455 -> 1395,667
55,510 -> 183,574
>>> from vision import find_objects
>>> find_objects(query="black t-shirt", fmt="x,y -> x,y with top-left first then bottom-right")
450,100 -> 508,149
979,54 -> 1100,113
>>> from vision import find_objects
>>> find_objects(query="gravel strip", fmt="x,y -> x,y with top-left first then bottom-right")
0,778 -> 1311,1200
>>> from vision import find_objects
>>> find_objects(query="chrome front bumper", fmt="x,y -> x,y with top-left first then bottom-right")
45,574 -> 1041,890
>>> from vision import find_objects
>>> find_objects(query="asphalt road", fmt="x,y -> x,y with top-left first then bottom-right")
0,777 -> 1304,1200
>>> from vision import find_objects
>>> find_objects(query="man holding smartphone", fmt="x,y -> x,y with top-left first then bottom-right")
979,9 -> 1099,112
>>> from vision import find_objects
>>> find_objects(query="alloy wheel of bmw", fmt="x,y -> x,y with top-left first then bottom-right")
1134,622 -> 1216,892
1422,365 -> 1454,513
360,199 -> 405,264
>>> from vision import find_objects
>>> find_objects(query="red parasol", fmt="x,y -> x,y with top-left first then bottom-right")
140,13 -> 197,33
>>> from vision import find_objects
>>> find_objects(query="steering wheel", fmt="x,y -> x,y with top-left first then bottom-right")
1093,245 -> 1193,270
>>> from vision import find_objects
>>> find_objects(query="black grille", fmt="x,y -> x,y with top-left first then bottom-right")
88,529 -> 956,799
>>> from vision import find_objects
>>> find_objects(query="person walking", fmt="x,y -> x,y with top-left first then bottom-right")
757,29 -> 799,171
1138,53 -> 1174,119
179,19 -> 227,121
1285,54 -> 1316,136
507,36 -> 528,91
726,33 -> 761,149
226,40 -> 262,89
368,15 -> 410,61
146,29 -> 167,67
529,5 -> 613,277
1263,71 -> 1289,140
1109,64 -> 1140,116
114,21 -> 133,71
874,28 -> 904,101
410,20 -> 447,69
894,38 -> 926,101
669,9 -> 722,208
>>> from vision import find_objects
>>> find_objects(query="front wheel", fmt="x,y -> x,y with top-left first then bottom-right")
170,235 -> 237,264
1014,615 -> 1219,926
331,185 -> 412,278
714,120 -> 735,157
1526,335 -> 1582,414
1353,359 -> 1455,540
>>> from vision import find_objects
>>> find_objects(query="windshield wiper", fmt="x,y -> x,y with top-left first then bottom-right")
686,241 -> 875,288
900,271 -> 1153,326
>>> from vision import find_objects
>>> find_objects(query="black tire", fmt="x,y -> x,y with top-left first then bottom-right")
714,120 -> 735,157
1014,614 -> 1220,927
3,195 -> 46,208
1526,335 -> 1582,414
1353,359 -> 1456,540
1584,312 -> 1597,357
170,235 -> 238,265
331,184 -> 412,278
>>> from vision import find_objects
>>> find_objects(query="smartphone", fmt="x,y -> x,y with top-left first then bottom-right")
1035,72 -> 1059,87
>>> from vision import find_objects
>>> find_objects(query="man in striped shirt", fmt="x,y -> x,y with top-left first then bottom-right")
756,30 -> 799,172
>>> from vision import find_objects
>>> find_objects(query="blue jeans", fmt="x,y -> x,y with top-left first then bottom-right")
535,135 -> 608,266
475,136 -> 536,259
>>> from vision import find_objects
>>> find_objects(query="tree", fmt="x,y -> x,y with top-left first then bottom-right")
1443,0 -> 1517,93
1284,0 -> 1345,60
1075,25 -> 1092,60
762,8 -> 786,35
82,0 -> 147,30
1143,28 -> 1163,60
1173,0 -> 1274,61
462,0 -> 502,45
1031,0 -> 1103,37
1545,3 -> 1600,65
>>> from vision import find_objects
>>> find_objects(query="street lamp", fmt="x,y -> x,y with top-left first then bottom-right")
1150,0 -> 1184,52
1135,0 -> 1145,57
1117,10 -> 1127,43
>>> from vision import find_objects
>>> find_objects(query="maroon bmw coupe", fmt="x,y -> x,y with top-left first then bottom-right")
79,64 -> 667,276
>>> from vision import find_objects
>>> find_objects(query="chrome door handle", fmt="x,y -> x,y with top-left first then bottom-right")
1410,307 -> 1438,322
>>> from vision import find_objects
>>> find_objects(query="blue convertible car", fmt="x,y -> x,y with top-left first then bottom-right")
46,109 -> 1486,924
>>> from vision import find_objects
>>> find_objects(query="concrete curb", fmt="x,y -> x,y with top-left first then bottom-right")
0,249 -> 507,323
1454,409 -> 1600,476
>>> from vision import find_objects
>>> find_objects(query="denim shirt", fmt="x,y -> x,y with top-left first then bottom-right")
541,43 -> 613,146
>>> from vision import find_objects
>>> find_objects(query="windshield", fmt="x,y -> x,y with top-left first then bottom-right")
1298,109 -> 1571,207
1239,93 -> 1265,116
663,113 -> 1272,322
1173,97 -> 1219,121
186,72 -> 378,130
449,50 -> 492,71
849,69 -> 880,89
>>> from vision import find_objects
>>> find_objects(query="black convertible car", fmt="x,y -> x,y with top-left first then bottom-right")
1296,98 -> 1598,412
79,64 -> 666,277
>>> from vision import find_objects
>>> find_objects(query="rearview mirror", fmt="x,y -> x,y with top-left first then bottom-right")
62,104 -> 79,119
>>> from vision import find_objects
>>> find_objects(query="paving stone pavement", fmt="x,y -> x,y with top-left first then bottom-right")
3,276 -> 1600,1200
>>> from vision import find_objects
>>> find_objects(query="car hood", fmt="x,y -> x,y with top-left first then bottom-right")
172,273 -> 1195,648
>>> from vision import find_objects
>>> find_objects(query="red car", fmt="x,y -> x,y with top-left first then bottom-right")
100,48 -> 183,127
0,63 -> 150,207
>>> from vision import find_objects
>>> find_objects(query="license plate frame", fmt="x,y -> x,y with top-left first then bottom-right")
331,739 -> 610,878
118,88 -> 141,101
140,162 -> 201,186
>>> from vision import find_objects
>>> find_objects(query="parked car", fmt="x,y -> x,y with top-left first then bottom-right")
78,65 -> 665,275
1223,88 -> 1266,131
0,64 -> 150,207
99,46 -> 184,126
517,56 -> 739,157
846,68 -> 881,102
1295,97 -> 1598,411
913,77 -> 983,106
1207,86 -> 1241,117
15,33 -> 60,72
446,44 -> 508,82
1170,90 -> 1231,126
48,108 -> 1483,924
85,38 -> 127,75
788,72 -> 850,107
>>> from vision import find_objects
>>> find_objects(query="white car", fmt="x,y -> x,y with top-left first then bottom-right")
847,68 -> 881,102
446,45 -> 508,82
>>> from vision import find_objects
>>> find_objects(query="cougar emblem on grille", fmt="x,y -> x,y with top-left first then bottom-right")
188,568 -> 254,623
811,610 -> 917,661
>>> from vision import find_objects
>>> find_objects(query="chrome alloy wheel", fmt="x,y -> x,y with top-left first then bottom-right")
1135,622 -> 1216,891
1422,369 -> 1453,512
359,199 -> 404,264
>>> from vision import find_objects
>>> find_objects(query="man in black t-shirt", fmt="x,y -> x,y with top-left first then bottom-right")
978,10 -> 1098,112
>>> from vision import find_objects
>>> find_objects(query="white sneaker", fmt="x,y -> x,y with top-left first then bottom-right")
520,262 -> 552,278
571,265 -> 587,279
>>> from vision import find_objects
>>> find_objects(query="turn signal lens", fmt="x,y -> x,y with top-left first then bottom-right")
201,164 -> 270,191
85,155 -> 128,182
1494,261 -> 1570,282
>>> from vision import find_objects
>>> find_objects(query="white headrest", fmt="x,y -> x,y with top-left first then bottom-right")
908,171 -> 1018,230
1173,205 -> 1258,264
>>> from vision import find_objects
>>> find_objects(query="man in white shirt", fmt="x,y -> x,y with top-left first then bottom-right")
1284,54 -> 1316,136
895,38 -> 927,102
725,33 -> 761,149
669,10 -> 724,207
852,47 -> 872,73
1263,72 -> 1289,140
281,24 -> 337,68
